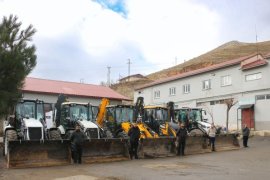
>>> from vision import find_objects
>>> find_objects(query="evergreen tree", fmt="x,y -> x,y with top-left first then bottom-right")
0,15 -> 37,117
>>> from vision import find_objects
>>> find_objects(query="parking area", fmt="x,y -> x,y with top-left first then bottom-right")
0,136 -> 269,180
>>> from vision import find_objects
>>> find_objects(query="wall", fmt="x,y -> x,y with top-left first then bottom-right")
255,97 -> 270,130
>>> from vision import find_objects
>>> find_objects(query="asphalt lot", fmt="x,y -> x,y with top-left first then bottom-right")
0,136 -> 270,180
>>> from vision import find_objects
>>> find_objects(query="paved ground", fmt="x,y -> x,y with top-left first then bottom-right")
0,136 -> 270,180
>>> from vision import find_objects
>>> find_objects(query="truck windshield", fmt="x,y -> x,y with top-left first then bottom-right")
115,107 -> 134,123
145,108 -> 168,123
70,105 -> 88,121
176,109 -> 202,123
16,101 -> 36,119
90,106 -> 99,120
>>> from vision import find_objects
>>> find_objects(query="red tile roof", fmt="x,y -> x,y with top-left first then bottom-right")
241,59 -> 268,70
23,77 -> 131,101
136,53 -> 262,90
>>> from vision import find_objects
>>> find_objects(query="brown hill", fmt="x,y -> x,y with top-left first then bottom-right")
147,40 -> 270,80
111,40 -> 270,100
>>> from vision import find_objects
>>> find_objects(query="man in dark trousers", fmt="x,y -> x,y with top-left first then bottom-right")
208,123 -> 217,151
176,123 -> 188,156
242,124 -> 250,147
70,124 -> 86,164
128,122 -> 141,159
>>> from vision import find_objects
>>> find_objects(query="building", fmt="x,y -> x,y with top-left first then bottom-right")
23,77 -> 130,105
134,53 -> 270,131
119,74 -> 147,83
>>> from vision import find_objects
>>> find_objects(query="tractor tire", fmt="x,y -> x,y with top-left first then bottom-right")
49,130 -> 62,140
3,130 -> 18,156
66,130 -> 74,139
117,131 -> 129,139
189,128 -> 205,136
105,130 -> 113,138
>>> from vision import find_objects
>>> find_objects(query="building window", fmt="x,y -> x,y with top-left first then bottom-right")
169,87 -> 176,96
245,72 -> 262,81
202,80 -> 211,90
154,90 -> 160,99
221,75 -> 232,86
256,95 -> 266,100
256,94 -> 270,101
183,84 -> 190,94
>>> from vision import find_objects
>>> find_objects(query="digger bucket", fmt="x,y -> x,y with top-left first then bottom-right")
185,136 -> 209,155
7,140 -> 70,168
139,137 -> 176,158
214,133 -> 240,151
82,138 -> 129,163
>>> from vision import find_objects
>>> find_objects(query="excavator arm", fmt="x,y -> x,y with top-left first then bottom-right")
96,98 -> 110,127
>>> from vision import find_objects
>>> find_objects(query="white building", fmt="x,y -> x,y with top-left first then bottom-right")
134,53 -> 270,131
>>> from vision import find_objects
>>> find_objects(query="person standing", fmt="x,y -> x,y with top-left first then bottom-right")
242,124 -> 250,148
70,124 -> 86,164
208,123 -> 217,151
176,123 -> 188,156
128,123 -> 141,159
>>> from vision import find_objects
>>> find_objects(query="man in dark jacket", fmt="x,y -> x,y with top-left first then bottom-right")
128,123 -> 141,159
70,124 -> 86,164
242,124 -> 250,148
176,123 -> 188,156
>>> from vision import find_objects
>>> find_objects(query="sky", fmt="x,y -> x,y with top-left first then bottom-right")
1,0 -> 270,85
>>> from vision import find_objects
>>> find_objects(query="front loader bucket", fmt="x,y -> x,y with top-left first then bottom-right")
185,136 -> 209,155
8,140 -> 70,168
139,137 -> 176,158
215,134 -> 240,151
82,138 -> 129,163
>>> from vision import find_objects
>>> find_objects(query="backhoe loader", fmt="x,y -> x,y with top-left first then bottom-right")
53,96 -> 130,163
143,105 -> 177,137
174,107 -> 210,135
3,99 -> 69,168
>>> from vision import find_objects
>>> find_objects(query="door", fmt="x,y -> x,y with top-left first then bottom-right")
241,107 -> 254,129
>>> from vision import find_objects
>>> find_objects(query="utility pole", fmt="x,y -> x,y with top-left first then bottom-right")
107,66 -> 111,86
255,24 -> 259,59
127,59 -> 131,81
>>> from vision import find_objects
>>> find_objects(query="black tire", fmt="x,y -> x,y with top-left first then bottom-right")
105,130 -> 113,138
117,131 -> 129,139
3,130 -> 18,156
189,128 -> 205,136
49,130 -> 62,140
66,130 -> 74,139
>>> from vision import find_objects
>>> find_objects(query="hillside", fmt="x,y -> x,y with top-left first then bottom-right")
147,40 -> 270,80
111,40 -> 270,100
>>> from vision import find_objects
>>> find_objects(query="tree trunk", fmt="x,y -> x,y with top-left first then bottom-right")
226,109 -> 229,134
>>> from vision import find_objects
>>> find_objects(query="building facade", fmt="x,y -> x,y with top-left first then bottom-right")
134,53 -> 270,131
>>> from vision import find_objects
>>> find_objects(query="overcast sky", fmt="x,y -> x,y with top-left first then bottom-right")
1,0 -> 270,84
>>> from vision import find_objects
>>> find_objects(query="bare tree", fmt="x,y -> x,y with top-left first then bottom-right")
224,98 -> 238,133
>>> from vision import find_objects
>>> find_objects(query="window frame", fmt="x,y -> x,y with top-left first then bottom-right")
169,87 -> 176,96
245,72 -> 262,81
202,79 -> 211,90
221,75 -> 232,87
183,84 -> 190,94
154,90 -> 160,99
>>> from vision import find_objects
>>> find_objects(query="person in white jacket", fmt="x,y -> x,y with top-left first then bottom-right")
208,123 -> 217,151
